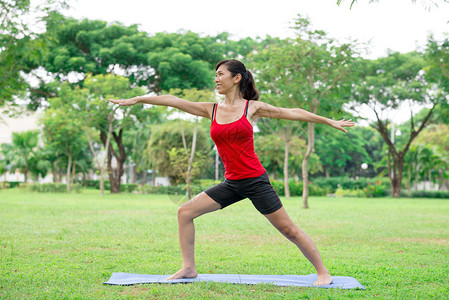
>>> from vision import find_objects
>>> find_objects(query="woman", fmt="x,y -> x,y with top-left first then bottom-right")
110,59 -> 354,286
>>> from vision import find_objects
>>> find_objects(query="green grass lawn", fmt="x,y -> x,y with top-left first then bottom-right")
1,189 -> 448,299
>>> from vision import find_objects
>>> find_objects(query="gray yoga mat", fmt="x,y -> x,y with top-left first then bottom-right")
104,273 -> 365,290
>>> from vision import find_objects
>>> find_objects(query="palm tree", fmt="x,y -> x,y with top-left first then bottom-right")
2,130 -> 39,183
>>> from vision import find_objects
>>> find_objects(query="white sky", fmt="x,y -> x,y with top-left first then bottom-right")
64,0 -> 449,59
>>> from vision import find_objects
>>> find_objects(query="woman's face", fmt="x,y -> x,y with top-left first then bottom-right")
215,65 -> 241,95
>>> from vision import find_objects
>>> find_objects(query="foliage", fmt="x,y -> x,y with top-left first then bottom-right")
403,141 -> 449,193
40,85 -> 89,192
0,130 -> 39,182
315,125 -> 381,177
167,147 -> 208,184
411,190 -> 449,198
84,179 -> 110,190
425,34 -> 449,125
270,178 -> 329,196
137,184 -> 185,195
3,181 -> 21,188
75,74 -> 147,193
0,0 -> 68,108
146,121 -> 211,184
27,182 -> 82,193
24,16 -> 262,109
311,176 -> 390,193
350,51 -> 440,197
255,120 -> 322,178
334,188 -> 365,197
123,106 -> 166,184
249,14 -> 357,207
121,183 -> 138,193
363,181 -> 387,197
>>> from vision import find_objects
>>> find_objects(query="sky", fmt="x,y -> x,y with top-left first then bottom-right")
63,0 -> 449,59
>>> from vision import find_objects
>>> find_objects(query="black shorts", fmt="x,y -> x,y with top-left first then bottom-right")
204,172 -> 283,215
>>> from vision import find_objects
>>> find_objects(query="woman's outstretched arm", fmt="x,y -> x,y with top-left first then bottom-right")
109,95 -> 213,119
251,101 -> 355,133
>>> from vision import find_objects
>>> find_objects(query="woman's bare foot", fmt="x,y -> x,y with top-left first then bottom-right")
313,272 -> 333,286
166,267 -> 198,280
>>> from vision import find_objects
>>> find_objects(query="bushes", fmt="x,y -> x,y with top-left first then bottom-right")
28,183 -> 82,193
121,183 -> 138,193
311,176 -> 390,193
411,190 -> 449,199
138,184 -> 185,195
1,181 -> 21,189
363,181 -> 387,198
85,180 -> 110,190
335,188 -> 365,197
270,178 -> 328,197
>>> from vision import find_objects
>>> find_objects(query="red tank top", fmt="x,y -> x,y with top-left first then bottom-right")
210,100 -> 266,180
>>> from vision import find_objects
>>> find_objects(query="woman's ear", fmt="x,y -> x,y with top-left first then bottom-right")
233,73 -> 242,84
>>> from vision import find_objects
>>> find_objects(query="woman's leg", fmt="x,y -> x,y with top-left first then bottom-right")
167,192 -> 222,280
264,207 -> 332,286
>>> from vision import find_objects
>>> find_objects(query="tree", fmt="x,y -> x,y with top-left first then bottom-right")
80,74 -> 147,193
146,121 -> 211,188
1,130 -> 39,183
28,145 -> 52,182
123,106 -> 166,185
255,117 -> 323,198
411,123 -> 449,190
26,16 -> 260,109
40,87 -> 88,192
250,15 -> 357,208
350,52 -> 443,197
315,125 -> 374,178
42,74 -> 146,193
0,0 -> 68,109
168,88 -> 216,198
426,35 -> 449,124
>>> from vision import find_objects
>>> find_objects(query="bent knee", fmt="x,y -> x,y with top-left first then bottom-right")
177,200 -> 199,220
177,205 -> 192,219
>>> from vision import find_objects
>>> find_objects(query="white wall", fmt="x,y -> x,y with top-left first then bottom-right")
0,110 -> 41,144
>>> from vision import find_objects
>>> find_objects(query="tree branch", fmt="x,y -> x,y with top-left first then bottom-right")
401,102 -> 436,156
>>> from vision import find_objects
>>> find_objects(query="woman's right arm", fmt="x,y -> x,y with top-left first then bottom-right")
109,95 -> 213,119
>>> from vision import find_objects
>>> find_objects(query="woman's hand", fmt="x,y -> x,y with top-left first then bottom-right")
329,119 -> 355,133
109,97 -> 140,106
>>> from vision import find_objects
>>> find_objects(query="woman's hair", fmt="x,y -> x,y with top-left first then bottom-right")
215,59 -> 259,100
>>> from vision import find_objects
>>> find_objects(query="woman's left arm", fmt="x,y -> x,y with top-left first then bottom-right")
252,101 -> 355,133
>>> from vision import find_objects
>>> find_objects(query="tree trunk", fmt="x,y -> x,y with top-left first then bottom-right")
374,103 -> 435,198
51,164 -> 57,183
407,165 -> 411,197
302,122 -> 315,209
152,169 -> 156,186
101,127 -> 126,194
71,162 -> 76,185
66,154 -> 72,193
283,140 -> 290,198
390,152 -> 404,198
141,170 -> 147,185
133,167 -> 137,184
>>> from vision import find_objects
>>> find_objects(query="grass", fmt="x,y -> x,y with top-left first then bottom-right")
0,189 -> 448,299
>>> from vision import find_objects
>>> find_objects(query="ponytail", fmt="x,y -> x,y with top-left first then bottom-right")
215,59 -> 259,100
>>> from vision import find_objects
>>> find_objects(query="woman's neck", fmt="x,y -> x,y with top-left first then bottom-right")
224,90 -> 244,106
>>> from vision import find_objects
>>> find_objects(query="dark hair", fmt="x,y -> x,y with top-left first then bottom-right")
215,59 -> 259,100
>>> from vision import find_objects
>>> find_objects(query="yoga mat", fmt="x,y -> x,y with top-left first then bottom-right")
104,273 -> 365,290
